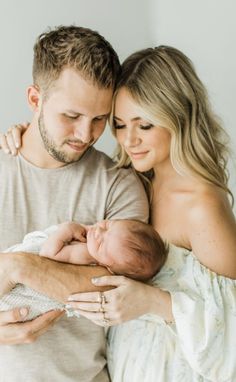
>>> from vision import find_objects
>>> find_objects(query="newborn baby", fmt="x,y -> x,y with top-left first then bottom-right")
41,219 -> 168,281
0,219 -> 168,320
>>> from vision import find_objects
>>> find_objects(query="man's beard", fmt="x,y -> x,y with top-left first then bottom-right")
38,110 -> 87,164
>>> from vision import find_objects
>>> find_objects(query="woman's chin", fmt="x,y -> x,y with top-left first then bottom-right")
131,162 -> 152,173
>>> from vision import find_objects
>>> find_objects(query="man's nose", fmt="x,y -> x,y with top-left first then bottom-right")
74,120 -> 93,143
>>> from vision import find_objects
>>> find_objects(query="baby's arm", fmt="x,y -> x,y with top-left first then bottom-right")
40,222 -> 97,265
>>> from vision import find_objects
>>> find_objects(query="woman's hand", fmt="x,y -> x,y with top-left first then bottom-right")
0,122 -> 29,155
67,275 -> 166,327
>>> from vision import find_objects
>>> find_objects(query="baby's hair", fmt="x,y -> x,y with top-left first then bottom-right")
122,220 -> 168,281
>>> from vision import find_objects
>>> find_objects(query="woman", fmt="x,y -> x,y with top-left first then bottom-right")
2,46 -> 236,381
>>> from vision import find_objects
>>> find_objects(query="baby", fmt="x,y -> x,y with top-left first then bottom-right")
41,219 -> 168,281
0,219 -> 168,320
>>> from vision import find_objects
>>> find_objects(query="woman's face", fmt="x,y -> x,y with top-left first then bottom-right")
113,88 -> 171,173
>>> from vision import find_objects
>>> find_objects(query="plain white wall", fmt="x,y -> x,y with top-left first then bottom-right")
1,0 -> 235,207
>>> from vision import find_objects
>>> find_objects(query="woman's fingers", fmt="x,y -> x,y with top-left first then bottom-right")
5,130 -> 18,155
0,132 -> 10,154
67,301 -> 103,312
74,308 -> 115,327
10,125 -> 23,148
0,123 -> 29,155
68,277 -> 153,326
68,289 -> 111,303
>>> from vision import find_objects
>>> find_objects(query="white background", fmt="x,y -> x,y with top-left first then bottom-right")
0,0 -> 235,208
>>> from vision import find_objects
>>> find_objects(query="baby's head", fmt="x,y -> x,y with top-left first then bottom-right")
87,219 -> 168,281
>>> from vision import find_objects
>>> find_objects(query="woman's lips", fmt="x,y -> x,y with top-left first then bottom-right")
129,151 -> 149,159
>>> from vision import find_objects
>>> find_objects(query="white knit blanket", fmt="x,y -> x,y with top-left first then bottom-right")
0,227 -> 78,320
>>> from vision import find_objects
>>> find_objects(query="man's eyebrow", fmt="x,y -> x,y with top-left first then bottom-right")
113,116 -> 142,122
95,113 -> 110,118
65,110 -> 109,118
64,109 -> 82,115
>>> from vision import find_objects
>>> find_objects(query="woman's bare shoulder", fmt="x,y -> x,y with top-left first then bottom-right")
184,184 -> 236,278
187,183 -> 233,216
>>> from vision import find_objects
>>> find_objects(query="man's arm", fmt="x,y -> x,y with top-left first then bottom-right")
0,252 -> 111,304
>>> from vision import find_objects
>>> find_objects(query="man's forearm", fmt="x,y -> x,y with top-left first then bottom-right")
6,252 -> 111,303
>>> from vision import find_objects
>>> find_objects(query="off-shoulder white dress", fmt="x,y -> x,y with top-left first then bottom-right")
107,245 -> 236,382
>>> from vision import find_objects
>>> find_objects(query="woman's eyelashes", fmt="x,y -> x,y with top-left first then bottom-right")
113,121 -> 154,130
139,124 -> 154,130
113,122 -> 125,129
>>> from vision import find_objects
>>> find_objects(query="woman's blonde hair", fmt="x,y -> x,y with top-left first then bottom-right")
111,46 -> 233,203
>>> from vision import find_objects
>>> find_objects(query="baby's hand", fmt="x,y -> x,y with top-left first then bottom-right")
40,222 -> 87,260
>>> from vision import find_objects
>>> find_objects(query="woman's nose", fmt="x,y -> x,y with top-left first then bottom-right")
124,131 -> 140,147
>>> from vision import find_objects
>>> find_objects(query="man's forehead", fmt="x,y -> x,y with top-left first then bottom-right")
44,76 -> 113,117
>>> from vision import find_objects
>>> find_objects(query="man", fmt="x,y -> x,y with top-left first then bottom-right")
0,26 -> 149,381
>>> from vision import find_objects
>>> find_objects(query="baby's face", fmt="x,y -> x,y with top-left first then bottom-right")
87,220 -> 126,269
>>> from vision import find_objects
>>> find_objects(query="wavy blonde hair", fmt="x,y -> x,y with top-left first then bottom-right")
110,46 -> 233,204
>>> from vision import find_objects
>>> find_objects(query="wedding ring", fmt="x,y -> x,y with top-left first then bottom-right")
102,311 -> 110,326
99,303 -> 105,313
97,291 -> 102,303
101,292 -> 106,306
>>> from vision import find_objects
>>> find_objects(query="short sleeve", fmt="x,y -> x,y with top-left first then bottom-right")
170,253 -> 236,381
105,168 -> 149,223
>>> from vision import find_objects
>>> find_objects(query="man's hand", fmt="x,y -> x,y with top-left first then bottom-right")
0,309 -> 63,345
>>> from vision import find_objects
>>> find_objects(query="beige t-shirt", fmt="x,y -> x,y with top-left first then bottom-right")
0,147 -> 149,382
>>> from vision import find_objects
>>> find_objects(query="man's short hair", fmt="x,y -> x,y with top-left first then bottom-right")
33,25 -> 121,93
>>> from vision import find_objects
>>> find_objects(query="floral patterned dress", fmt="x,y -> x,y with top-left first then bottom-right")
107,245 -> 236,382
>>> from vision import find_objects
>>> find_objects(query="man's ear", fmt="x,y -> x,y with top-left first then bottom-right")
27,85 -> 41,112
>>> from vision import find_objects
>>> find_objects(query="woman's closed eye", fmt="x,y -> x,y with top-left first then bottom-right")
139,123 -> 154,130
113,122 -> 125,129
113,121 -> 154,130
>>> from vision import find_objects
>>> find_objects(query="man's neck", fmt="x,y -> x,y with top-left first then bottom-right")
20,121 -> 65,169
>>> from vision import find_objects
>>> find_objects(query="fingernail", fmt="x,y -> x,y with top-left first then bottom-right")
91,277 -> 99,284
16,143 -> 20,148
65,304 -> 72,309
67,296 -> 74,301
20,308 -> 28,317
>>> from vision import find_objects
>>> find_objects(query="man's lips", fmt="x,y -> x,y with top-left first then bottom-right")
67,142 -> 88,152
